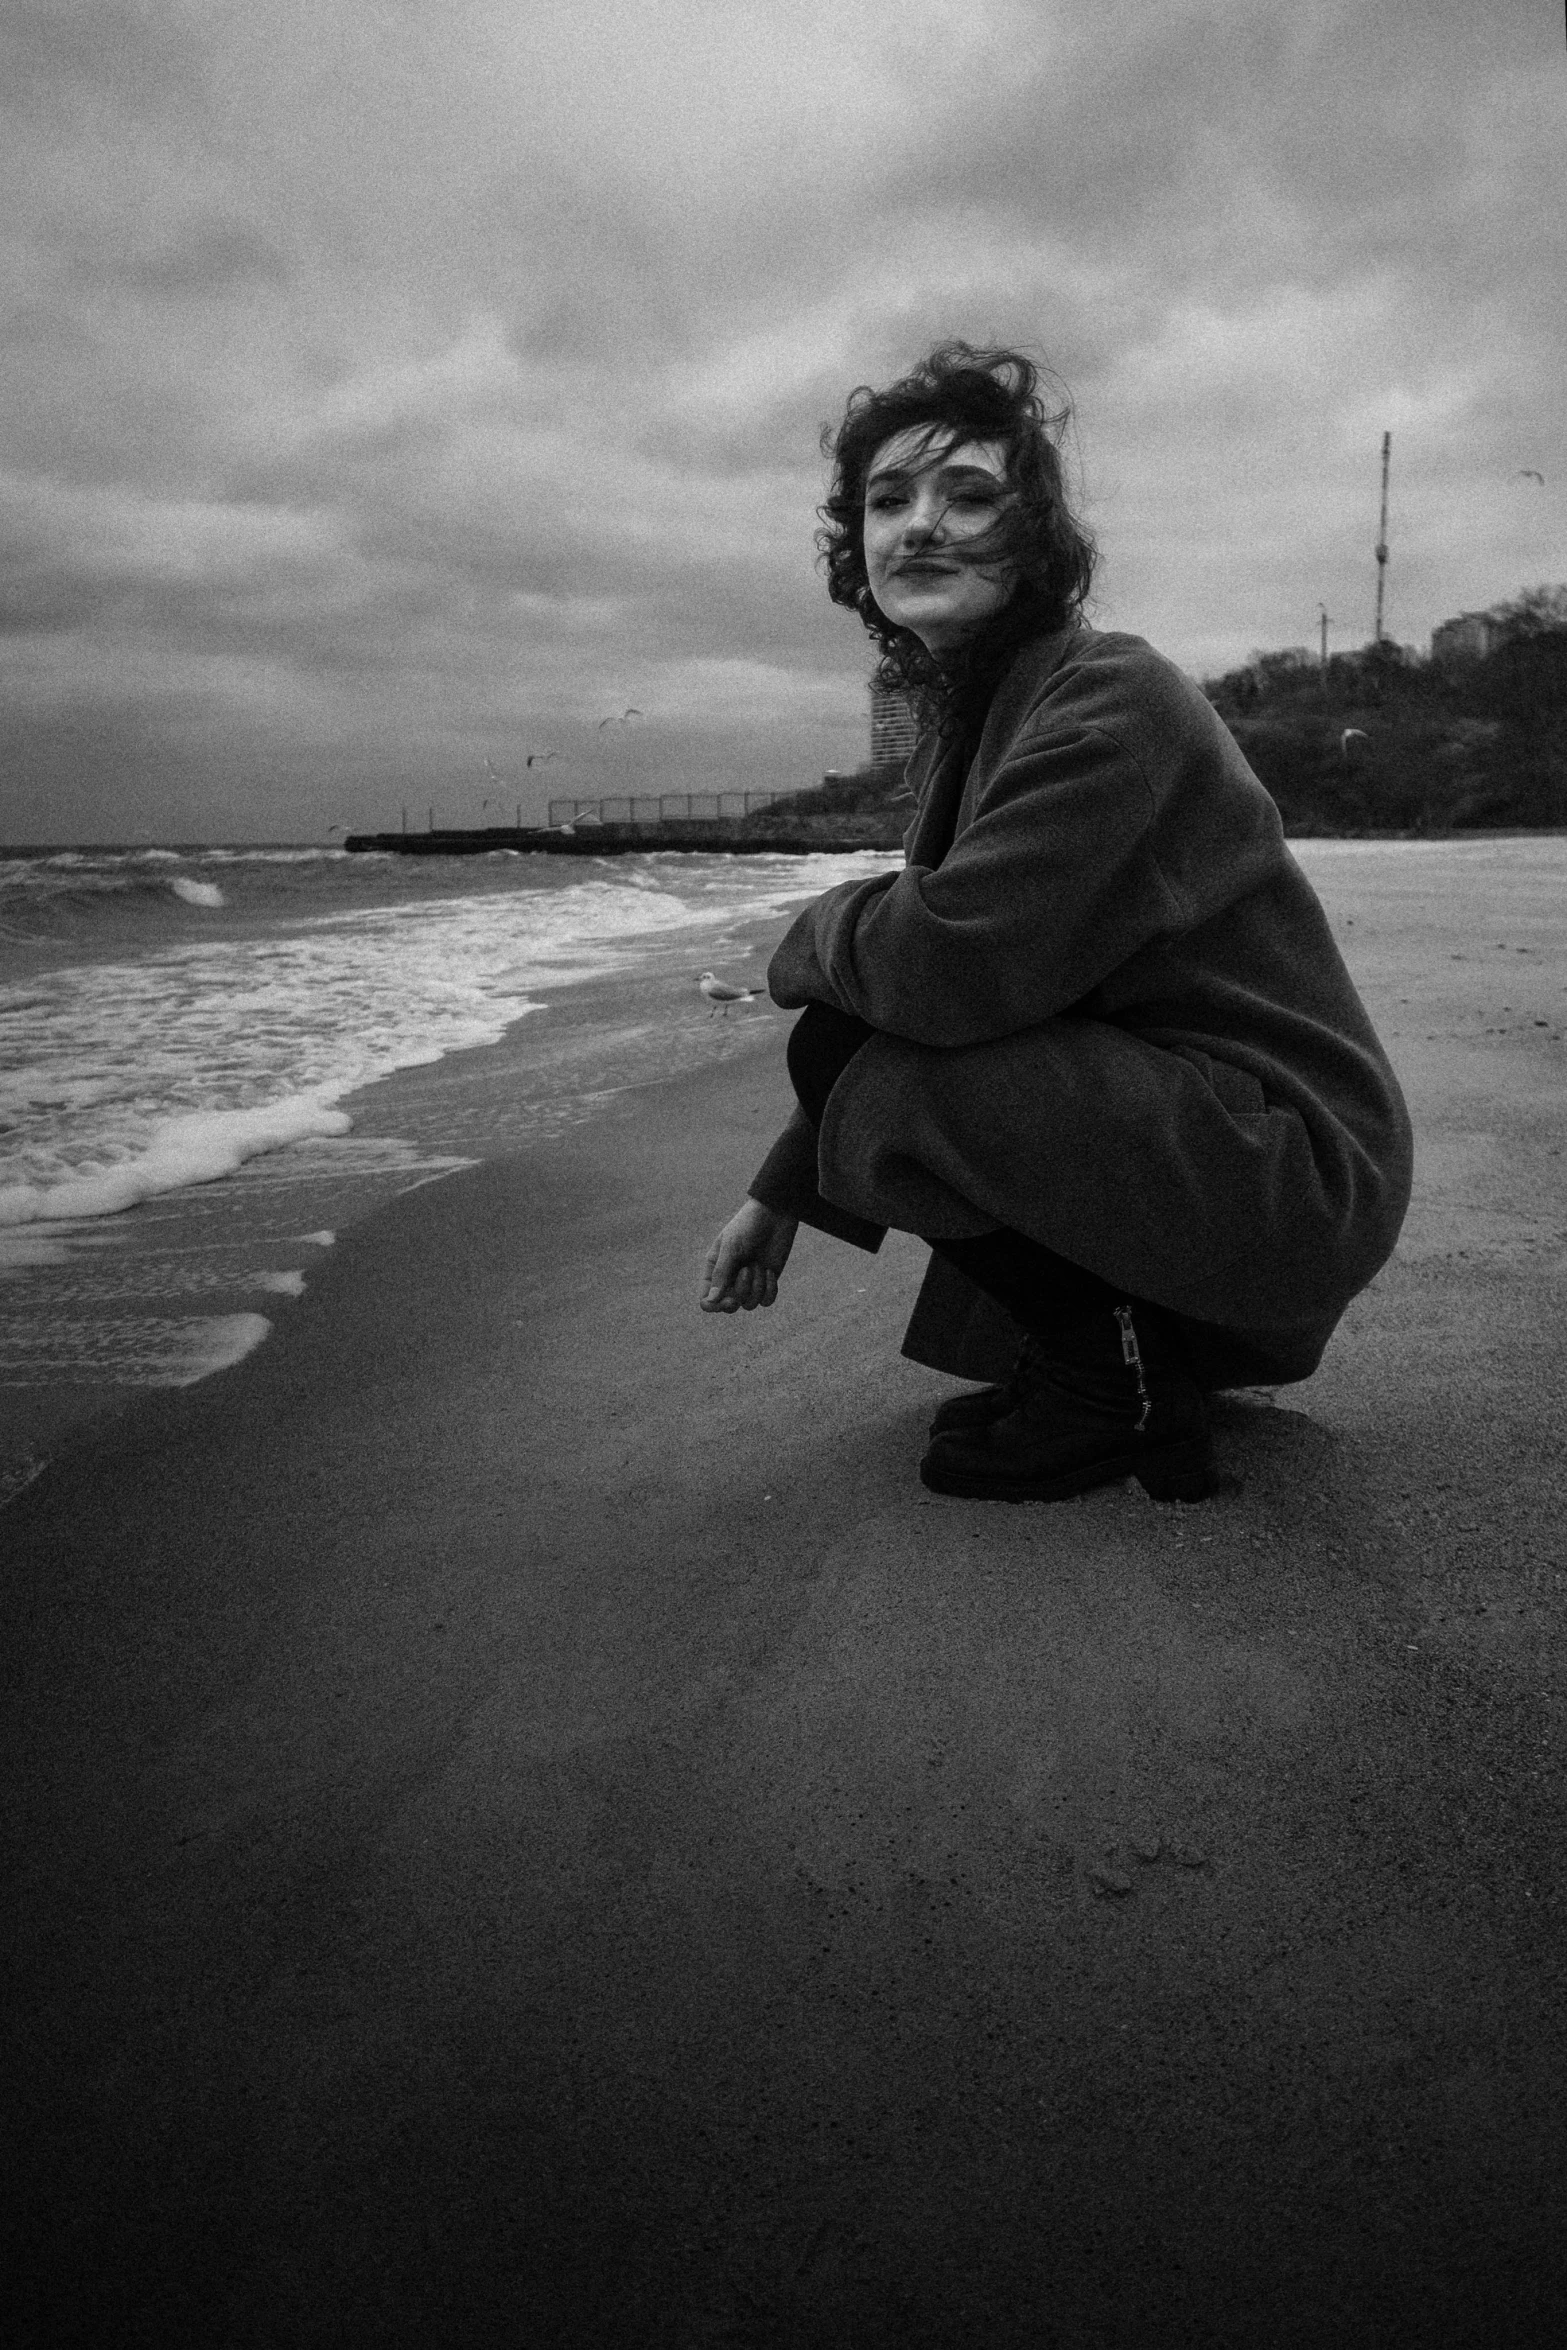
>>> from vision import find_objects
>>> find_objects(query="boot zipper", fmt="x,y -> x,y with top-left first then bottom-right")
1114,1305 -> 1152,1435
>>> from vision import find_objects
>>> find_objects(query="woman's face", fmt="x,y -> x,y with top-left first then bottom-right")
862,429 -> 1017,656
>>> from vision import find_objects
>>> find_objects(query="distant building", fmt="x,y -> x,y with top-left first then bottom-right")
870,683 -> 920,767
1432,611 -> 1501,663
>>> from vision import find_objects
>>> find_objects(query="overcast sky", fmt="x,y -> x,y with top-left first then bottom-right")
2,0 -> 1562,844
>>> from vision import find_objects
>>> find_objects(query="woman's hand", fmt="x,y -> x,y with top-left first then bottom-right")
700,1200 -> 798,1313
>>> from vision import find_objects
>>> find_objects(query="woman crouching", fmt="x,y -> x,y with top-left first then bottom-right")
700,342 -> 1412,1506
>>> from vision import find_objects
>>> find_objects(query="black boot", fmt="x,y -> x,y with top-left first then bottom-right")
919,1301 -> 1216,1505
929,1376 -> 1018,1437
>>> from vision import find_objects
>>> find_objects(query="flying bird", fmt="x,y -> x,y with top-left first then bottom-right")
1341,728 -> 1368,757
698,969 -> 759,1017
525,750 -> 559,767
598,707 -> 645,728
1517,469 -> 1545,485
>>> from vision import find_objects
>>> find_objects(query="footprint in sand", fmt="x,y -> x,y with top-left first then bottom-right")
1087,1835 -> 1210,1895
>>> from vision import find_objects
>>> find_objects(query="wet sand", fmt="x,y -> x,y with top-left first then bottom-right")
0,926 -> 805,1465
6,841 -> 1567,2346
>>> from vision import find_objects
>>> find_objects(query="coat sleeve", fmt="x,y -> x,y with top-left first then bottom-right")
747,1105 -> 887,1252
767,721 -> 1185,1047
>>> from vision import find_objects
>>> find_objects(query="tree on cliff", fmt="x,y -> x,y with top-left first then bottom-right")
1487,584 -> 1567,642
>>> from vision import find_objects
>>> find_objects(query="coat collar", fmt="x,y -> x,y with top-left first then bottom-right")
901,728 -> 968,868
900,622 -> 1083,867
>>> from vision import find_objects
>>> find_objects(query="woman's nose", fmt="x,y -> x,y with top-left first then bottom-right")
903,494 -> 948,544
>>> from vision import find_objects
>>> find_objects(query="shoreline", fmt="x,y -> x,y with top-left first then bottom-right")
0,896 -> 802,1471
342,819 -> 1567,859
8,820 -> 1567,865
7,841 -> 1567,2341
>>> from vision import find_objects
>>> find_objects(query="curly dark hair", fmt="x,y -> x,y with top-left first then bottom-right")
817,341 -> 1096,736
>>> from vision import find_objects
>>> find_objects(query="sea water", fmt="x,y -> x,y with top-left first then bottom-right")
0,842 -> 899,1442
1,843 -> 906,1224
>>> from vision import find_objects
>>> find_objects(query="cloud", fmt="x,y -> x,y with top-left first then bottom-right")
70,219 -> 292,298
1,0 -> 210,118
0,0 -> 1562,840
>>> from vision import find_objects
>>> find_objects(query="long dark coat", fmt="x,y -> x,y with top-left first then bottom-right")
749,624 -> 1413,1390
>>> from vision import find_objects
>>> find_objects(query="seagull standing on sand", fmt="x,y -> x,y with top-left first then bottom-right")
699,970 -> 760,1017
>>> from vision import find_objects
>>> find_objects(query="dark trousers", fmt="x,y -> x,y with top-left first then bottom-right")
786,1002 -> 1126,1336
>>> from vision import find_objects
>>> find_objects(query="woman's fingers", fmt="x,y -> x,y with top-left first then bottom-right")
700,1234 -> 734,1309
701,1204 -> 794,1312
702,1270 -> 741,1311
700,1253 -> 770,1312
701,1225 -> 753,1310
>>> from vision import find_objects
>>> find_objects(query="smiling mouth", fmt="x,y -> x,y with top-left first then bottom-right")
894,559 -> 960,578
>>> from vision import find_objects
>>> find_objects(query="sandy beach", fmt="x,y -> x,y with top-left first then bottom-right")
6,841 -> 1567,2346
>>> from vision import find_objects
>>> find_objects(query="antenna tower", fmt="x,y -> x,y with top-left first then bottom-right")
1373,430 -> 1391,644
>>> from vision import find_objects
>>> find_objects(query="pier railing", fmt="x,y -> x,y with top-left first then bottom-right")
546,789 -> 808,827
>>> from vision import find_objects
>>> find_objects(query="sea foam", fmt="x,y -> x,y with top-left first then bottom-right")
2,848 -> 901,1230
0,1308 -> 274,1385
0,1099 -> 353,1226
